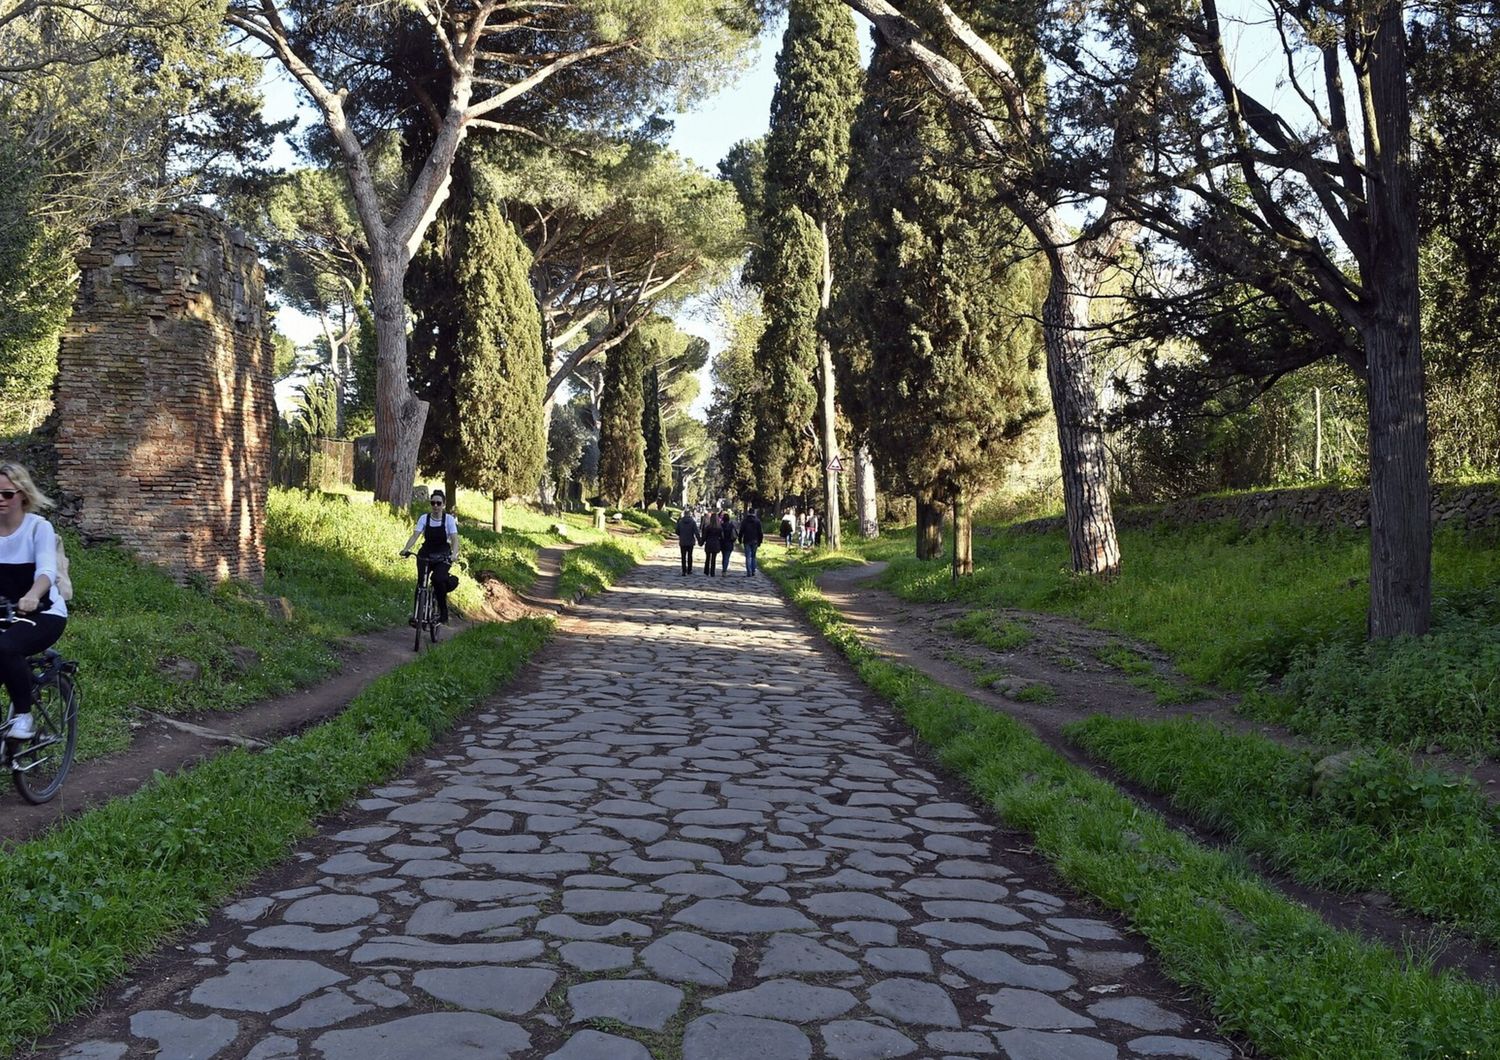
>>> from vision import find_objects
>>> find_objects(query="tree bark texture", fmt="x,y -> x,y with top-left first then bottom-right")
492,496 -> 504,533
1043,253 -> 1120,577
854,444 -> 879,538
1362,0 -> 1431,637
916,496 -> 945,560
371,259 -> 429,507
951,487 -> 973,579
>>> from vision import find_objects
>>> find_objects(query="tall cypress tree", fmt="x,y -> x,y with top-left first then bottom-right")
454,203 -> 548,532
843,42 -> 1047,576
642,361 -> 671,508
755,0 -> 861,541
598,334 -> 647,507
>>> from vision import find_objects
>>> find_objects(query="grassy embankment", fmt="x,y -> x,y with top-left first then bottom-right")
764,547 -> 1500,1058
62,487 -> 600,759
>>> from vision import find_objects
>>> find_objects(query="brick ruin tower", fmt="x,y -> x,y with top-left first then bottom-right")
55,208 -> 274,585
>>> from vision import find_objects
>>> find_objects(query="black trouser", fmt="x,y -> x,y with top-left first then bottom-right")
704,549 -> 719,576
417,553 -> 451,621
679,543 -> 694,574
0,613 -> 65,715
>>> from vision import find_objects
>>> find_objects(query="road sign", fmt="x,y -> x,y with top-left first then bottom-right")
826,456 -> 845,473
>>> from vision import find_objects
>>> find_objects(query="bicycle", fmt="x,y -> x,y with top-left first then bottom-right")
401,551 -> 450,652
0,600 -> 79,804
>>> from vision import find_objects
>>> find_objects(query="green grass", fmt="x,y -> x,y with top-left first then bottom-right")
58,488 -> 582,760
1013,681 -> 1056,703
1068,715 -> 1500,946
764,549 -> 1500,1059
1096,645 -> 1209,706
0,618 -> 551,1057
950,610 -> 1032,652
862,521 -> 1500,753
558,535 -> 656,601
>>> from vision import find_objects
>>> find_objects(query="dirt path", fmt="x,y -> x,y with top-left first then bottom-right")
42,546 -> 1238,1060
1,546 -> 577,845
815,561 -> 1500,988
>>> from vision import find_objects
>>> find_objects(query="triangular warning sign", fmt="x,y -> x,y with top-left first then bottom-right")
826,456 -> 845,472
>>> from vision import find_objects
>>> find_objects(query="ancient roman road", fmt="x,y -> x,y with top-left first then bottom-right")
48,546 -> 1234,1060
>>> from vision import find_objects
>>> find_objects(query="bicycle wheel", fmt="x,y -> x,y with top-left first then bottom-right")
428,613 -> 440,645
413,588 -> 426,652
12,672 -> 78,805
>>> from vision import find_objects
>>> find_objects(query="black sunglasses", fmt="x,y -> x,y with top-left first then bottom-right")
0,490 -> 18,500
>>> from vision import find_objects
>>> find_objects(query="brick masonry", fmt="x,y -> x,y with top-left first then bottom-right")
55,208 -> 274,584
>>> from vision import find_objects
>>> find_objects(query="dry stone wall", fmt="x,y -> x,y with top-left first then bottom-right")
1014,482 -> 1500,535
55,208 -> 273,584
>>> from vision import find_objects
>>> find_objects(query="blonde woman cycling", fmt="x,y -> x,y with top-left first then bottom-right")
0,462 -> 67,741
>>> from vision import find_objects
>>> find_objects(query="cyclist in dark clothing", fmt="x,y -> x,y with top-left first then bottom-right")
400,490 -> 459,624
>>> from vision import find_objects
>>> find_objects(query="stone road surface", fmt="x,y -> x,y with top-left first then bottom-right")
47,546 -> 1235,1060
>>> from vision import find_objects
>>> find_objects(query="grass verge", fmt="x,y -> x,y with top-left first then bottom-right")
1068,715 -> 1500,945
763,551 -> 1500,1059
0,617 -> 550,1057
862,521 -> 1500,754
559,535 -> 657,601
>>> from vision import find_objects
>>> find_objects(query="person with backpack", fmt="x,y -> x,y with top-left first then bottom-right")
0,462 -> 68,742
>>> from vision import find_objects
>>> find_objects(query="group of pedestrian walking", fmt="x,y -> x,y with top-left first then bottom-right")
674,507 -> 765,577
778,507 -> 821,548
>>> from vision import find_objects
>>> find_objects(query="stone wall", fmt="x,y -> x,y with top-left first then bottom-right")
1013,482 -> 1500,535
55,208 -> 273,584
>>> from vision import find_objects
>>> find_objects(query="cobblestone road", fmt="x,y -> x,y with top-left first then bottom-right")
49,547 -> 1234,1060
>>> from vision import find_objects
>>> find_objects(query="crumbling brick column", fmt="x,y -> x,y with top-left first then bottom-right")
55,208 -> 273,585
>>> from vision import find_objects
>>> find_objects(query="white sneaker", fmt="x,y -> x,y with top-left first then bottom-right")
7,713 -> 35,740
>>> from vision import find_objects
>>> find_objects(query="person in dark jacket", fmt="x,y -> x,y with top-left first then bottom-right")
739,508 -> 764,575
719,512 -> 736,575
700,512 -> 724,575
675,511 -> 698,575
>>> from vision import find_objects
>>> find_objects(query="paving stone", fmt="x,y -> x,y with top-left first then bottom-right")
59,1044 -> 128,1060
926,1030 -> 996,1054
707,979 -> 858,1022
937,859 -> 1007,879
1127,1035 -> 1233,1059
1049,917 -> 1123,941
865,947 -> 932,974
945,949 -> 1076,990
244,924 -> 364,952
923,835 -> 990,856
916,922 -> 1048,949
189,960 -> 346,1012
413,966 -> 557,1015
992,1028 -> 1118,1060
385,802 -> 469,825
866,978 -> 962,1028
653,872 -> 748,897
756,933 -> 861,976
547,1029 -> 653,1060
407,900 -> 535,936
317,853 -> 388,876
244,1035 -> 299,1060
271,990 -> 373,1031
347,977 -> 409,1008
672,898 -> 817,933
821,1018 -> 918,1059
128,1011 -> 238,1059
983,988 -> 1097,1029
536,913 -> 652,940
903,878 -> 1009,901
1067,948 -> 1145,976
312,1012 -> 530,1059
284,895 -> 380,926
835,920 -> 899,946
567,979 -> 683,1031
802,892 -> 911,921
223,897 -> 275,923
921,899 -> 1029,926
562,888 -> 668,915
560,940 -> 636,971
681,1013 -> 811,1060
350,937 -> 543,964
1087,997 -> 1185,1031
642,930 -> 738,986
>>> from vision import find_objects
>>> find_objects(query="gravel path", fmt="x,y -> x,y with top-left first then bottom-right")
47,547 -> 1236,1060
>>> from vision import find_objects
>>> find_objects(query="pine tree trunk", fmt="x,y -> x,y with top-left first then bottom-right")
1043,251 -> 1120,577
371,255 -> 429,507
492,495 -> 504,533
916,495 -> 945,560
1363,2 -> 1431,637
854,444 -> 879,539
444,472 -> 458,514
951,487 -> 973,580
